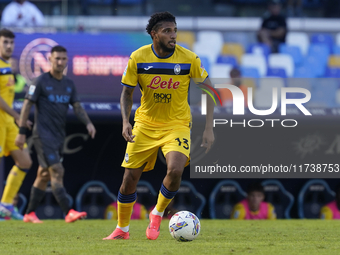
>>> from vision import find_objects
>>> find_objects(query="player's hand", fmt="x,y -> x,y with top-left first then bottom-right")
201,128 -> 214,153
15,134 -> 26,150
122,122 -> 135,143
86,123 -> 96,139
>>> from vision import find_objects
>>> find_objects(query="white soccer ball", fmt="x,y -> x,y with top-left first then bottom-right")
168,210 -> 201,242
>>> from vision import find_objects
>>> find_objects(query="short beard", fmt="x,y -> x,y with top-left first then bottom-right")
158,40 -> 175,54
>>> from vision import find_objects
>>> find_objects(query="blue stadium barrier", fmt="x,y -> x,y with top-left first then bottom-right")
209,180 -> 247,219
136,180 -> 157,211
267,67 -> 287,78
76,181 -> 116,219
172,181 -> 206,218
261,180 -> 294,219
298,179 -> 336,219
217,55 -> 238,67
279,44 -> 303,66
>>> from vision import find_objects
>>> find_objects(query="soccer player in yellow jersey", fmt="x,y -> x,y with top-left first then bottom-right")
0,29 -> 32,220
103,12 -> 214,240
231,183 -> 276,220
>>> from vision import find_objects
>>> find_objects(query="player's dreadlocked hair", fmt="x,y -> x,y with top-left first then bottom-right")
146,12 -> 176,39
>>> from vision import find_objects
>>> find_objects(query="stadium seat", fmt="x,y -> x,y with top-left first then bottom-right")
293,66 -> 316,78
261,180 -> 294,219
196,31 -> 224,50
178,42 -> 190,50
240,67 -> 260,78
268,54 -> 294,77
298,179 -> 335,219
247,43 -> 271,59
333,45 -> 340,55
308,44 -> 330,65
310,33 -> 334,50
241,54 -> 267,77
193,42 -> 220,65
325,67 -> 340,78
76,181 -> 116,219
216,55 -> 238,67
279,44 -> 303,66
286,32 -> 309,55
172,181 -> 206,218
209,180 -> 246,219
210,64 -> 233,78
302,55 -> 326,77
36,186 -> 73,219
223,32 -> 255,50
221,43 -> 244,63
267,68 -> 287,78
136,180 -> 157,211
336,33 -> 340,46
17,193 -> 27,215
199,56 -> 210,74
177,31 -> 195,50
328,55 -> 340,68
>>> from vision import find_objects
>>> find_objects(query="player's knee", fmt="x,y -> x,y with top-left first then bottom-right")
166,166 -> 183,180
17,157 -> 32,170
49,164 -> 64,181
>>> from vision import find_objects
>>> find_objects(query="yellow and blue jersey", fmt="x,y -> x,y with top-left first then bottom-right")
0,57 -> 15,125
121,44 -> 208,130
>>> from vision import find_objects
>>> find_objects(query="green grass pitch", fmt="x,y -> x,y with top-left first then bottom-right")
1,219 -> 340,255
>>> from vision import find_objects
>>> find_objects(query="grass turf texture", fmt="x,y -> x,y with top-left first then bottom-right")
1,220 -> 340,255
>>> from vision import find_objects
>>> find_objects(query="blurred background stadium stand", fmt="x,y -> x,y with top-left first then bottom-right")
1,0 -> 340,219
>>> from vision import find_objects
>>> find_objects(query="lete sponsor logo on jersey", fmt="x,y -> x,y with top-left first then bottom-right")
146,76 -> 180,90
28,85 -> 36,95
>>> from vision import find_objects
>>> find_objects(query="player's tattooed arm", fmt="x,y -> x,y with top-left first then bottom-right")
18,99 -> 34,129
72,102 -> 96,139
73,102 -> 91,125
120,86 -> 135,142
15,99 -> 34,150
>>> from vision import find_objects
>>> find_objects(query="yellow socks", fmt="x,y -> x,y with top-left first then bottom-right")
1,165 -> 27,204
117,191 -> 137,232
153,184 -> 178,217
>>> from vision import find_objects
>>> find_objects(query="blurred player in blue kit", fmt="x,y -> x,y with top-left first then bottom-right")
15,45 -> 96,223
